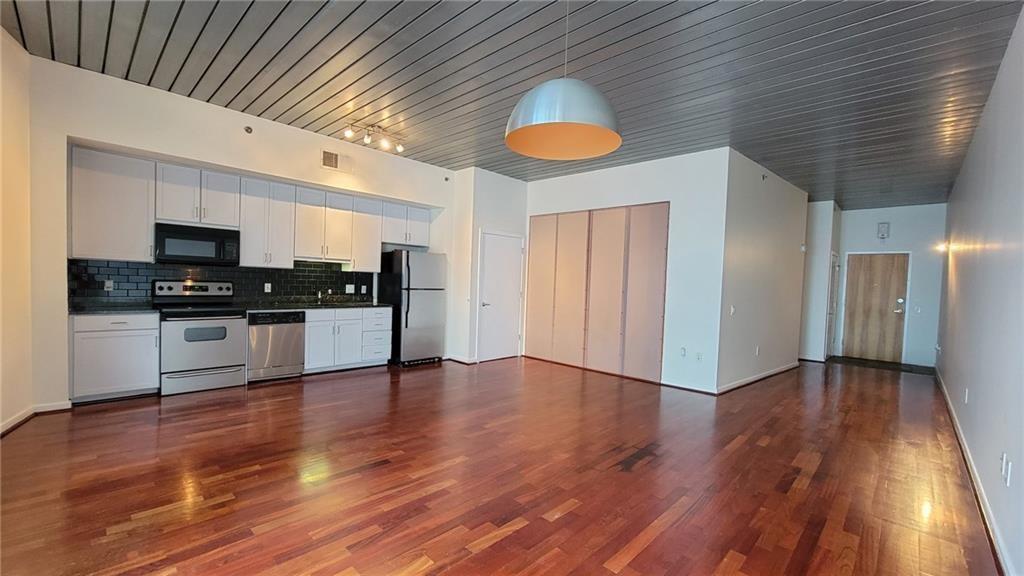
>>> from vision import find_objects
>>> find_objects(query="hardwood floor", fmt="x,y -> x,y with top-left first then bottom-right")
1,359 -> 997,575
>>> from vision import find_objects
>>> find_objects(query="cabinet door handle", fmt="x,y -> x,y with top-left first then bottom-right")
203,207 -> 207,219
268,252 -> 272,264
154,335 -> 159,348
110,321 -> 128,325
326,245 -> 329,256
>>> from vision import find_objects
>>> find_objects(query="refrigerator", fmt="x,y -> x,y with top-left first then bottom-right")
379,250 -> 447,365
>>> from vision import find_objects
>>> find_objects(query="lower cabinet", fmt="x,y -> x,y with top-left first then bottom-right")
71,313 -> 160,401
304,307 -> 392,373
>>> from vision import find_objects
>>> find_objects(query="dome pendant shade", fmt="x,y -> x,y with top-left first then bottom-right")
505,78 -> 620,160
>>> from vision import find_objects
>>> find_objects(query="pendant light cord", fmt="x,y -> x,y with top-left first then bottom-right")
563,0 -> 568,78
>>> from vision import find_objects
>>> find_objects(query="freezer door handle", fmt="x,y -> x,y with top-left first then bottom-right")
404,290 -> 409,329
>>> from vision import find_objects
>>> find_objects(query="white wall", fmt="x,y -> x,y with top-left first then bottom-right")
834,204 -> 947,366
937,12 -> 1023,574
717,150 -> 808,391
448,167 -> 528,363
25,55 -> 463,409
527,148 -> 731,393
468,168 -> 527,362
1,31 -> 35,431
799,201 -> 838,361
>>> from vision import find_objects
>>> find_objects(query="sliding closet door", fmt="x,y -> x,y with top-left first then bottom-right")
525,215 -> 557,359
585,208 -> 627,374
622,203 -> 669,381
551,211 -> 590,366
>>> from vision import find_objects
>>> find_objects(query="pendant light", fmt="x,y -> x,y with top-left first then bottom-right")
505,1 -> 620,160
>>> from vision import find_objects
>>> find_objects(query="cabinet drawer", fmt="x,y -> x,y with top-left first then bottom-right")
335,308 -> 363,321
305,309 -> 334,322
362,307 -> 392,320
73,313 -> 159,332
361,344 -> 390,361
362,317 -> 390,331
361,330 -> 391,346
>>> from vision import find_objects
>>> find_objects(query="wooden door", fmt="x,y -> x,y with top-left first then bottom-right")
551,211 -> 590,366
525,215 -> 557,360
622,203 -> 669,382
585,208 -> 627,374
842,253 -> 909,362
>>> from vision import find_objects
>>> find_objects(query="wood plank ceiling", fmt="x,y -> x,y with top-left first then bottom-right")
3,1 -> 1021,209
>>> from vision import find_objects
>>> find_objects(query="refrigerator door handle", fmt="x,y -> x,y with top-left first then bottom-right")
405,252 -> 411,290
404,290 -> 410,329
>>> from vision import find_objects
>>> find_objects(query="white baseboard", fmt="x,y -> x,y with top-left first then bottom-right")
1,405 -> 34,434
34,401 -> 72,412
717,362 -> 800,394
445,355 -> 477,365
935,369 -> 1013,576
659,381 -> 717,395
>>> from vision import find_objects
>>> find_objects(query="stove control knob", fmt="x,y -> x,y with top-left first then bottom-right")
167,286 -> 174,291
157,285 -> 164,291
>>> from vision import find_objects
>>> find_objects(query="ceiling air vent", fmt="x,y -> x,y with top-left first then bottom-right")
321,149 -> 348,172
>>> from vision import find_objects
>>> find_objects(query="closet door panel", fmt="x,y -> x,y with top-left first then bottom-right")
585,208 -> 627,374
551,212 -> 590,366
525,215 -> 557,360
622,203 -> 669,382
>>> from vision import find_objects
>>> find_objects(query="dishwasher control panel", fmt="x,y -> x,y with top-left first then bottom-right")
248,311 -> 305,325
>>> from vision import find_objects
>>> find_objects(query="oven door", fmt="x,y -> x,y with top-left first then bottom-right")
160,317 -> 247,373
155,223 -> 240,266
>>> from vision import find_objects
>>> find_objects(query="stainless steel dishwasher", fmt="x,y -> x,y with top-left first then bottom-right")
247,311 -> 305,382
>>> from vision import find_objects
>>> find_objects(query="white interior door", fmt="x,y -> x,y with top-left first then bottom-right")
477,233 -> 524,362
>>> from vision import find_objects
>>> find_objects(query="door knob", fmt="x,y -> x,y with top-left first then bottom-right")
894,297 -> 905,314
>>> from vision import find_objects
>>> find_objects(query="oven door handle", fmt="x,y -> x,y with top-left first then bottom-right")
163,366 -> 244,379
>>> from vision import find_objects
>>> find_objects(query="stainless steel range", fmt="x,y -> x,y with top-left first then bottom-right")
154,280 -> 246,396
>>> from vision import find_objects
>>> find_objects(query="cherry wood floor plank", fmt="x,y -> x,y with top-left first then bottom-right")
0,359 -> 999,575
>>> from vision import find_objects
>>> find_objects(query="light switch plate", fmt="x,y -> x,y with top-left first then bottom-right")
360,285 -> 368,294
345,284 -> 355,294
264,283 -> 272,293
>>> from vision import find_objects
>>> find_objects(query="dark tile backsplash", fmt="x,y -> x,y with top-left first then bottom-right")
69,259 -> 375,307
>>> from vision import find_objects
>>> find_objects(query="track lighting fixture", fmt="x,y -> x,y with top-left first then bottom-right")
343,126 -> 355,139
340,124 -> 405,155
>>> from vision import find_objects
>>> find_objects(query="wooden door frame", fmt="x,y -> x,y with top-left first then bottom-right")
839,251 -> 912,363
474,229 -> 525,363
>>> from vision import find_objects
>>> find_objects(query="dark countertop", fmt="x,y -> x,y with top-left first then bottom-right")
69,299 -> 390,315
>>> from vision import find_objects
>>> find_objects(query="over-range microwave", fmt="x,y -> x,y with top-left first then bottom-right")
154,223 -> 240,266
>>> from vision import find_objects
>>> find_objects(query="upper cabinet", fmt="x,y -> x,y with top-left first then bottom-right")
351,198 -> 383,273
71,148 -> 155,263
240,178 -> 294,268
381,201 -> 430,247
156,164 -> 239,228
295,188 -> 354,262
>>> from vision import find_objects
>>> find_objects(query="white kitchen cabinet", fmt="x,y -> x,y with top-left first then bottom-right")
295,187 -> 326,260
351,197 -> 383,273
200,171 -> 241,228
381,202 -> 430,247
71,313 -> 160,400
305,320 -> 336,371
70,147 -> 155,262
304,307 -> 391,373
156,163 -> 201,223
334,319 -> 363,365
267,182 -> 296,268
407,206 -> 430,246
240,178 -> 294,269
382,201 -> 408,244
325,193 -> 353,261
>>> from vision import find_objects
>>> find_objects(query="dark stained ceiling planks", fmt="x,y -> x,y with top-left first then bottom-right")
3,0 -> 1020,209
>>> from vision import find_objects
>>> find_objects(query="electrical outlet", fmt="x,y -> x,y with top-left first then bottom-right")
754,345 -> 760,357
964,388 -> 969,404
680,347 -> 687,357
360,285 -> 368,295
696,352 -> 703,361
345,284 -> 355,294
264,283 -> 272,293
729,305 -> 736,317
103,279 -> 114,292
